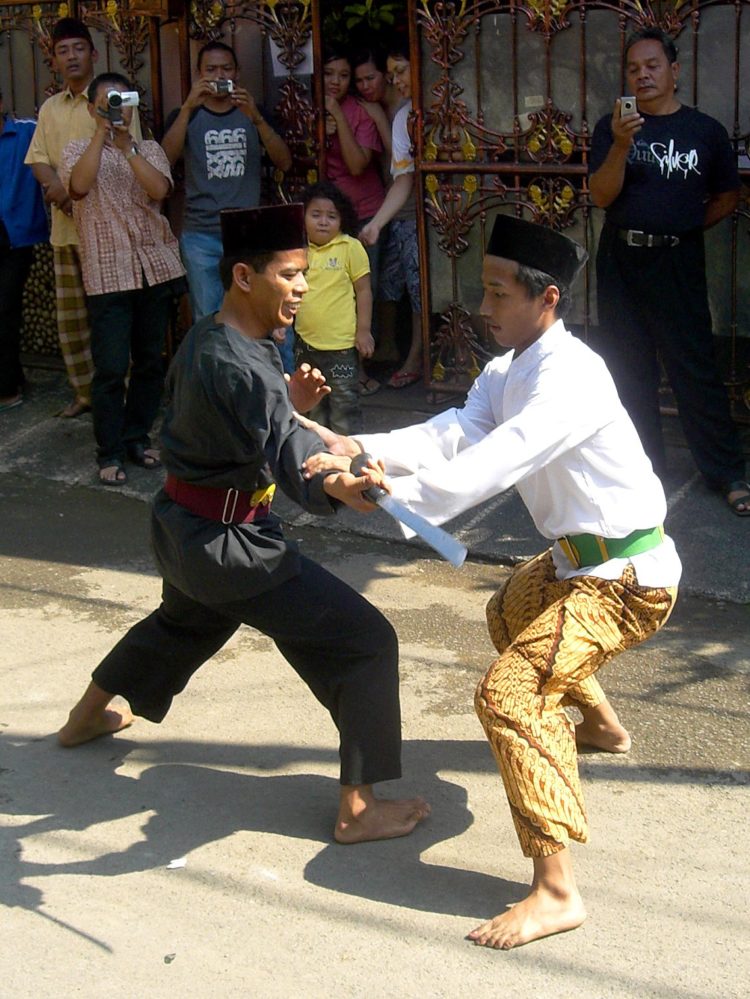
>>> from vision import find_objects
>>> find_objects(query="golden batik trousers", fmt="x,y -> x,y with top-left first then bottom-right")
475,549 -> 676,858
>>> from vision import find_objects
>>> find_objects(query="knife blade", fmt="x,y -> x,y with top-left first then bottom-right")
351,453 -> 467,568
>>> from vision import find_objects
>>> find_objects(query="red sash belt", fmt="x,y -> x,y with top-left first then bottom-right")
165,474 -> 274,525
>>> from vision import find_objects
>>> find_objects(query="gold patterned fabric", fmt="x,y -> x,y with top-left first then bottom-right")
475,549 -> 676,858
53,245 -> 93,405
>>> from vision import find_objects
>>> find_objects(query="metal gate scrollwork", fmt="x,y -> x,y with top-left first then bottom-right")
412,0 -> 750,421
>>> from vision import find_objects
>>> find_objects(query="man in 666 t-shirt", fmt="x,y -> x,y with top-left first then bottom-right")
589,27 -> 748,517
162,40 -> 292,322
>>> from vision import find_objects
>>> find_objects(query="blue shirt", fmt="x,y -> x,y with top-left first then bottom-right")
0,114 -> 48,248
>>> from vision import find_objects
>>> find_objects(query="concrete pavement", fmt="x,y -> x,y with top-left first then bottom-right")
1,365 -> 749,998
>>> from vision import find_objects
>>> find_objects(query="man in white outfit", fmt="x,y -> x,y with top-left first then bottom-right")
299,214 -> 681,949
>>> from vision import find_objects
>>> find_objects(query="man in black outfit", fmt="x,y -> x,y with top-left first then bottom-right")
589,27 -> 748,516
58,202 -> 430,844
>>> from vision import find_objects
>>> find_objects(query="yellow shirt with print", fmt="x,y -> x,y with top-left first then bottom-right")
24,85 -> 142,247
295,233 -> 370,351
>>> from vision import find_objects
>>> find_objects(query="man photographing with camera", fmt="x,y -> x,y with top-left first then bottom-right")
60,73 -> 185,486
589,27 -> 747,517
162,41 -> 292,322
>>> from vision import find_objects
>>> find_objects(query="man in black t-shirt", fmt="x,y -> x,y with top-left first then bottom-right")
589,27 -> 748,516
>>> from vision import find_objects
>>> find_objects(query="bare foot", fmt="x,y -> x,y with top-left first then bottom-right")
58,702 -> 134,747
468,885 -> 586,950
575,700 -> 631,753
335,792 -> 431,844
575,717 -> 631,753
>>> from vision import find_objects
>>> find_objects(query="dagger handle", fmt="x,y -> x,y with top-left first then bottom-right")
350,452 -> 387,503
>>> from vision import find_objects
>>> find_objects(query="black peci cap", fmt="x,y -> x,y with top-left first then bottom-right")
220,204 -> 307,257
487,215 -> 587,287
51,18 -> 95,48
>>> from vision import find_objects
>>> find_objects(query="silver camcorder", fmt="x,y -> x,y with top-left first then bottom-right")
106,89 -> 140,124
211,79 -> 234,94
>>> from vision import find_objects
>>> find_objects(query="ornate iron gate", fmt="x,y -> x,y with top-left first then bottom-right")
412,0 -> 750,422
2,0 -> 748,421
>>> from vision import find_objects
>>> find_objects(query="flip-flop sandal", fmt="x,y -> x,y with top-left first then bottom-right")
359,377 -> 381,396
387,369 -> 420,389
725,480 -> 750,517
127,444 -> 162,469
57,399 -> 91,418
99,464 -> 128,486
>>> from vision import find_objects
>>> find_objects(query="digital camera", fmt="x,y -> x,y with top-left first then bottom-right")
211,79 -> 234,94
106,89 -> 140,124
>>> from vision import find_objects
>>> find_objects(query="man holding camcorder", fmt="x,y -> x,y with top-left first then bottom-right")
60,73 -> 185,487
161,40 -> 292,322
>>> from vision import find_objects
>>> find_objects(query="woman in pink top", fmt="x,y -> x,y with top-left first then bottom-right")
324,45 -> 386,394
323,46 -> 385,224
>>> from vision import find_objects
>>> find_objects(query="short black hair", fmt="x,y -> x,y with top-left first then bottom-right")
624,27 -> 678,64
52,17 -> 94,51
386,38 -> 410,63
197,41 -> 238,72
350,47 -> 387,74
515,264 -> 572,319
218,252 -> 276,291
323,45 -> 351,67
302,181 -> 359,237
87,72 -> 132,104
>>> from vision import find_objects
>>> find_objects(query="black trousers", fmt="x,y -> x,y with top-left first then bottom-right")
0,230 -> 33,398
594,222 -> 745,490
86,281 -> 172,466
93,555 -> 402,787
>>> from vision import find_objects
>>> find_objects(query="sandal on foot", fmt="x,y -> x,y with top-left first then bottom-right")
99,464 -> 128,486
127,444 -> 162,469
0,396 -> 23,414
359,377 -> 381,396
725,480 -> 750,517
57,399 -> 91,419
386,369 -> 420,389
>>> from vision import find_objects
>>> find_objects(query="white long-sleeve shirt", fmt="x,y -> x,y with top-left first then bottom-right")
357,320 -> 681,587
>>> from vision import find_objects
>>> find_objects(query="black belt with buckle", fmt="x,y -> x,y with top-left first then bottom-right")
616,228 -> 681,248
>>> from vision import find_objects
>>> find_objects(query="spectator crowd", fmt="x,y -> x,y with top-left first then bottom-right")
0,19 -> 747,512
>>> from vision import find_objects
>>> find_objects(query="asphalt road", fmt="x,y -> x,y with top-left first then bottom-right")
1,367 -> 749,997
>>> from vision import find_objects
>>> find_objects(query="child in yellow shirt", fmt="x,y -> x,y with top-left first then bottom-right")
295,181 -> 373,433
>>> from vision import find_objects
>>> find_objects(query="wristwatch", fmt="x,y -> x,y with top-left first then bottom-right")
125,142 -> 140,160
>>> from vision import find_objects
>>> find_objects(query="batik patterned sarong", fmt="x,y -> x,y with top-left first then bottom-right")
475,549 -> 676,857
53,245 -> 93,405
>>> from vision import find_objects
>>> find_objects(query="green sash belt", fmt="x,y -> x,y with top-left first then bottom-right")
558,526 -> 664,569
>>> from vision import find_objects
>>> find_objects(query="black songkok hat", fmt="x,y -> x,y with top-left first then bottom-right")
52,18 -> 95,48
220,204 -> 307,257
486,214 -> 588,288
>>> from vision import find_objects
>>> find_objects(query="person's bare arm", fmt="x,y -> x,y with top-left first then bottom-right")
161,79 -> 213,166
589,100 -> 644,208
31,163 -> 72,215
703,188 -> 739,229
69,129 -> 107,198
125,145 -> 171,201
359,173 -> 413,245
325,96 -> 370,176
360,99 -> 392,160
353,273 -> 374,357
232,88 -> 292,172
